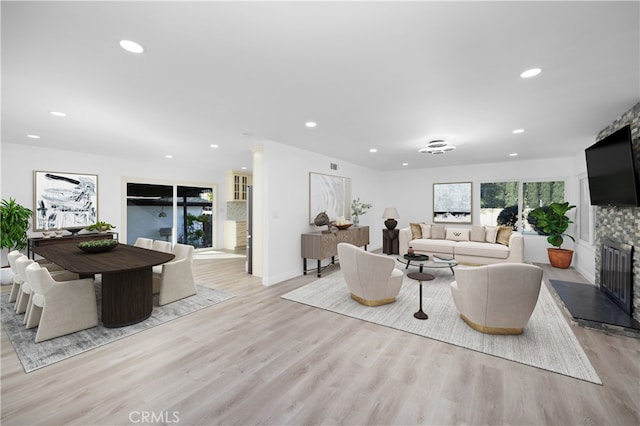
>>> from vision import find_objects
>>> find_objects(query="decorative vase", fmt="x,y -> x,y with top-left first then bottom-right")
548,248 -> 573,269
352,216 -> 359,226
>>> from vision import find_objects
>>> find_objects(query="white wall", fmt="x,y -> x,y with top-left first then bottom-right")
1,143 -> 226,264
259,140 -> 382,285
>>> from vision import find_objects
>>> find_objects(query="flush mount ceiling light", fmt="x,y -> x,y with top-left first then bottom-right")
419,140 -> 456,155
520,68 -> 541,78
119,40 -> 144,54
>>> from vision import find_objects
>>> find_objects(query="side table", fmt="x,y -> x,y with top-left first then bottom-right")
382,229 -> 399,255
407,271 -> 435,320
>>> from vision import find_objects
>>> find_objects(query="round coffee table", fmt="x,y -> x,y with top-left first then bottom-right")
407,271 -> 434,320
397,254 -> 458,275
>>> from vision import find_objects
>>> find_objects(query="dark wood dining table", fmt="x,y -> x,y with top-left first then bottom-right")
32,242 -> 174,328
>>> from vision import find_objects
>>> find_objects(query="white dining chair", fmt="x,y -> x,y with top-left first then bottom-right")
134,237 -> 153,249
153,243 -> 197,305
24,262 -> 98,342
8,251 -> 23,302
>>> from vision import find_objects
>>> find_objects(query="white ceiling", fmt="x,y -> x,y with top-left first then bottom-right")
2,1 -> 639,173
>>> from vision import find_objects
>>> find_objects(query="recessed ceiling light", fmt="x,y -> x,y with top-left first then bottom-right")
165,155 -> 173,159
402,162 -> 409,166
509,153 -> 519,157
27,134 -> 40,139
241,166 -> 247,170
520,68 -> 541,78
120,40 -> 144,54
305,122 -> 317,128
369,148 -> 378,153
210,144 -> 219,148
49,111 -> 66,117
512,129 -> 525,134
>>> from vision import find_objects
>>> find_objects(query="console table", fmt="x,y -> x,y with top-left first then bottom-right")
301,226 -> 370,277
28,232 -> 118,260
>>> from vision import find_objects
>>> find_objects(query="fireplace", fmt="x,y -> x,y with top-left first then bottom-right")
600,239 -> 634,315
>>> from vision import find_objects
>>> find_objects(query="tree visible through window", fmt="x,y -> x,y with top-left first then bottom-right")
480,182 -> 518,229
523,181 -> 565,233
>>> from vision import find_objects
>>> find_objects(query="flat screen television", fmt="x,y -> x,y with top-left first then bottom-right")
585,125 -> 640,207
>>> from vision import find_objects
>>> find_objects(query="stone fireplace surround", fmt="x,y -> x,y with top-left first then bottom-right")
594,102 -> 640,323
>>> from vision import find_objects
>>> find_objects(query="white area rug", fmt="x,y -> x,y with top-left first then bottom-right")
282,268 -> 601,384
1,285 -> 234,373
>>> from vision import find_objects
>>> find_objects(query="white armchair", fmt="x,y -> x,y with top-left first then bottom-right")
450,263 -> 543,335
337,242 -> 404,306
24,263 -> 98,342
153,243 -> 197,306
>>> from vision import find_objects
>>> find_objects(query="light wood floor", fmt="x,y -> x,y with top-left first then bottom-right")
2,256 -> 639,426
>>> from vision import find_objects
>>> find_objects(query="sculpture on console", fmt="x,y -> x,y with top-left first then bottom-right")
313,211 -> 333,234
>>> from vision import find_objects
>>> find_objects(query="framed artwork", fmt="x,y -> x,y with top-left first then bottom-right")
309,172 -> 351,224
433,182 -> 472,223
33,171 -> 98,231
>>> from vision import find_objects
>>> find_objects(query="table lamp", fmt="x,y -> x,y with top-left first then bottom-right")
382,208 -> 400,230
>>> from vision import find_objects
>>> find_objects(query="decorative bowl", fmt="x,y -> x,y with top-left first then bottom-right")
66,226 -> 85,236
334,223 -> 353,230
78,239 -> 118,253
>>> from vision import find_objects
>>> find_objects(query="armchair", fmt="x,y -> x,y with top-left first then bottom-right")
152,243 -> 197,305
337,242 -> 404,306
450,263 -> 543,334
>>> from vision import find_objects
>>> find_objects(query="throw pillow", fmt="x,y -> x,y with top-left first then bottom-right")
470,225 -> 485,242
485,226 -> 498,243
419,223 -> 431,239
496,226 -> 512,246
445,228 -> 470,241
431,224 -> 446,239
409,223 -> 423,239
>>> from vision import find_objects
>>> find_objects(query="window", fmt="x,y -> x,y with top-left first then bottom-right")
522,181 -> 565,233
480,180 -> 566,233
480,182 -> 518,229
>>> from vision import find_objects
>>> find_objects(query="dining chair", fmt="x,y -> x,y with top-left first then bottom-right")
8,251 -> 23,302
153,243 -> 197,305
24,263 -> 98,342
134,237 -> 153,249
152,240 -> 172,253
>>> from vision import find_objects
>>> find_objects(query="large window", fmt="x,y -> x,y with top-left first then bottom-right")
480,180 -> 565,233
480,182 -> 518,229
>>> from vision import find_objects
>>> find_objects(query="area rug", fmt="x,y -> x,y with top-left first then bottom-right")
1,285 -> 234,373
282,269 -> 602,384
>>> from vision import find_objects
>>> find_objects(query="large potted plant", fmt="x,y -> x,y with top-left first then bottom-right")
0,198 -> 33,283
528,201 -> 576,268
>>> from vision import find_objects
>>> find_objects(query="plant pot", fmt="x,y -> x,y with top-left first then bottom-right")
547,248 -> 573,269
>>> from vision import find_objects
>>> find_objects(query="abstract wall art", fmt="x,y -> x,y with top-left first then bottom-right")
309,172 -> 351,224
433,182 -> 472,223
34,171 -> 98,231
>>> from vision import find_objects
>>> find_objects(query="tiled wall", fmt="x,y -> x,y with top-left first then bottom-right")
594,102 -> 640,321
226,201 -> 247,221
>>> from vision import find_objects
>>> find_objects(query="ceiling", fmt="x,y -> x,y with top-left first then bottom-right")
2,1 -> 639,172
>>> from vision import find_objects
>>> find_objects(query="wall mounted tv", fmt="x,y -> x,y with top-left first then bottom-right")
585,125 -> 640,207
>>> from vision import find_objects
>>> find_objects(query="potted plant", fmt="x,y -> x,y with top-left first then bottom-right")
0,198 -> 33,283
351,198 -> 372,226
528,201 -> 576,268
85,221 -> 116,233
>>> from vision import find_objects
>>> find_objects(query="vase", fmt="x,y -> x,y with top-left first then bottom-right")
352,216 -> 359,226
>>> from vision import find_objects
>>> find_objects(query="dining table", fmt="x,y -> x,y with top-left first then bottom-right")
32,242 -> 174,328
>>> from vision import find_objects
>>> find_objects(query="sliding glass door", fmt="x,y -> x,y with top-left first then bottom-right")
126,181 -> 215,249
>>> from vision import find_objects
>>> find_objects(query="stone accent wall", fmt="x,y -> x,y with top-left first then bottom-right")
594,102 -> 640,322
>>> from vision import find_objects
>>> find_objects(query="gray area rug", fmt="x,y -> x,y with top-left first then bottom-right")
1,285 -> 234,373
282,268 -> 602,384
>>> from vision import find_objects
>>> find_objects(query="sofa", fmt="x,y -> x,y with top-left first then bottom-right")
399,223 -> 524,265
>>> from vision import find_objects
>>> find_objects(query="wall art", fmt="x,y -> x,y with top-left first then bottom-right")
33,171 -> 98,231
309,172 -> 351,224
433,182 -> 472,223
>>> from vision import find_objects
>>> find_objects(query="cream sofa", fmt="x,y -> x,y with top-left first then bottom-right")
399,224 -> 524,265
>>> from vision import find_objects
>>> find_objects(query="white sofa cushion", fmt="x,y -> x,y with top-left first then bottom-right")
419,223 -> 431,239
411,238 -> 456,254
455,241 -> 510,259
485,226 -> 498,243
446,228 -> 470,241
